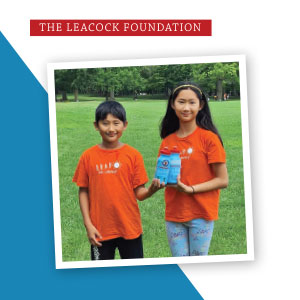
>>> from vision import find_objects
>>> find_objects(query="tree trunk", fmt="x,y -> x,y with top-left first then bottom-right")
165,87 -> 169,97
109,88 -> 115,101
74,89 -> 79,102
217,79 -> 223,100
62,91 -> 67,101
233,86 -> 238,97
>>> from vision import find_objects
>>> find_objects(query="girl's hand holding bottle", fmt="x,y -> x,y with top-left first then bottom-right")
172,163 -> 228,194
172,175 -> 194,194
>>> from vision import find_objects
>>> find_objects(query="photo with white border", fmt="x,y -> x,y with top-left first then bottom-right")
47,55 -> 254,269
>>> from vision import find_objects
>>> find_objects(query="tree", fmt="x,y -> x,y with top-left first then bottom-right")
55,68 -> 97,102
145,66 -> 165,94
192,62 -> 239,99
55,63 -> 240,102
166,64 -> 193,95
119,67 -> 145,99
208,63 -> 239,100
94,68 -> 122,101
70,69 -> 90,102
55,69 -> 72,101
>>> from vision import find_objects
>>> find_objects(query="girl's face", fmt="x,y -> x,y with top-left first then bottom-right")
171,89 -> 203,123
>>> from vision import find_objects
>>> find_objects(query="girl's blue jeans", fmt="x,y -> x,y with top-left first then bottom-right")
166,218 -> 214,256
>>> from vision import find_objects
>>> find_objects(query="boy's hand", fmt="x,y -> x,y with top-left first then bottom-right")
148,178 -> 165,196
134,179 -> 165,200
85,224 -> 102,247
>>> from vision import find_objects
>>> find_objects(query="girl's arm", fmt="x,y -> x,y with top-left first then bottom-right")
134,178 -> 165,201
78,187 -> 102,246
176,163 -> 228,194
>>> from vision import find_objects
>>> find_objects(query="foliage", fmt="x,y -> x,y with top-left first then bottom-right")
192,62 -> 240,99
55,62 -> 240,101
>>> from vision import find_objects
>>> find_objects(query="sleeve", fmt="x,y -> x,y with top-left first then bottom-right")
72,154 -> 89,187
132,151 -> 149,189
206,132 -> 226,164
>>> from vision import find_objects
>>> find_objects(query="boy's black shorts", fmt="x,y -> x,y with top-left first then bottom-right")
91,234 -> 143,260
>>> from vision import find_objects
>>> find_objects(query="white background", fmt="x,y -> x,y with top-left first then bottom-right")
1,1 -> 300,299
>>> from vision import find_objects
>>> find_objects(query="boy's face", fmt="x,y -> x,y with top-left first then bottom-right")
94,113 -> 128,146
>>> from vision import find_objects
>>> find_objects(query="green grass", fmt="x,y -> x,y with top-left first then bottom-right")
56,99 -> 247,261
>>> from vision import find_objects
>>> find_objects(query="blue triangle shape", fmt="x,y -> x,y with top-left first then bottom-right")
0,31 -> 204,300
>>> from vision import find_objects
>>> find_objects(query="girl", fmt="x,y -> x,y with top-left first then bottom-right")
159,82 -> 228,256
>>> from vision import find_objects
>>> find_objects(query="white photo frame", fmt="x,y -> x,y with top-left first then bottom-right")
47,55 -> 254,269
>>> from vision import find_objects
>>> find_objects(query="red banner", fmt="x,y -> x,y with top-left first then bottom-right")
30,20 -> 212,36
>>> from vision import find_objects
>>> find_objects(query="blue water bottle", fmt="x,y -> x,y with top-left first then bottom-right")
155,147 -> 171,184
167,146 -> 181,185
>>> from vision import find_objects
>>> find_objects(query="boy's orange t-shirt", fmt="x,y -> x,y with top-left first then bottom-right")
159,127 -> 226,222
72,144 -> 148,241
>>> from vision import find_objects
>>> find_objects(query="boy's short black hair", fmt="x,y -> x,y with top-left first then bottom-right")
95,101 -> 127,124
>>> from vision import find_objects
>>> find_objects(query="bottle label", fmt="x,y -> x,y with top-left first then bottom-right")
167,157 -> 181,184
159,160 -> 169,168
155,157 -> 170,183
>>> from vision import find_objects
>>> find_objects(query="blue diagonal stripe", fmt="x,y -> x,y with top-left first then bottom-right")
0,31 -> 204,300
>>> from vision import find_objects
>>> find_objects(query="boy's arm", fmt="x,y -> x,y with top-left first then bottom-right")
134,178 -> 165,201
78,187 -> 102,246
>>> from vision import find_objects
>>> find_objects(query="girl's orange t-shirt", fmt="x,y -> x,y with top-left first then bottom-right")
73,144 -> 148,241
159,127 -> 226,222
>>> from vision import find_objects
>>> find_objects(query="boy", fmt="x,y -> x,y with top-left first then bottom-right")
73,101 -> 162,260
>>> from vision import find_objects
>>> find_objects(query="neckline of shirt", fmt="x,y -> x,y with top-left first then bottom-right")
95,143 -> 127,153
175,126 -> 200,140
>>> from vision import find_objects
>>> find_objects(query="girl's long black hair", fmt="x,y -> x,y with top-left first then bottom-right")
159,81 -> 223,145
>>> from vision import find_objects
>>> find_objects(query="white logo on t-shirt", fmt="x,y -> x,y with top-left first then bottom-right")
180,147 -> 193,160
96,161 -> 120,174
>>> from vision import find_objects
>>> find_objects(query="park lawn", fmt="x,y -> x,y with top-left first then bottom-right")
56,99 -> 247,261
